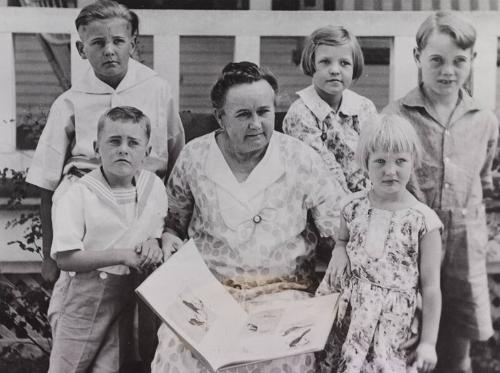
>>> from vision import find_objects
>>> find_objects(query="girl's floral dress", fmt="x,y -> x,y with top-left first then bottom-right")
318,191 -> 442,373
283,86 -> 377,193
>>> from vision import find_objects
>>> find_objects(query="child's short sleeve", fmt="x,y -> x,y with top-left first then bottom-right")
414,203 -> 443,235
26,94 -> 75,191
50,183 -> 85,258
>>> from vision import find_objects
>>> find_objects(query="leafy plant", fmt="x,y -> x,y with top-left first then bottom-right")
1,168 -> 42,257
15,108 -> 47,150
0,168 -> 50,364
0,276 -> 51,355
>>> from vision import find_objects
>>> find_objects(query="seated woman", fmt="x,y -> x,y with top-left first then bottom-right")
152,61 -> 346,373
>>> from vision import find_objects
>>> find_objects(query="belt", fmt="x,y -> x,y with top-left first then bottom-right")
67,166 -> 93,178
352,274 -> 416,297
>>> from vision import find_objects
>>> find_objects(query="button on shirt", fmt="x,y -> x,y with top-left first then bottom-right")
383,87 -> 498,210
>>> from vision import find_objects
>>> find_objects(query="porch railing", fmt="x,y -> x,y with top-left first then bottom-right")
0,8 -> 498,170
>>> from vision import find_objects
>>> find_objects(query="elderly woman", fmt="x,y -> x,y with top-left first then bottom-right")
151,62 -> 345,373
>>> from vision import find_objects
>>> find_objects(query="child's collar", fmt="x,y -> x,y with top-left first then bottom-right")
80,168 -> 157,219
71,59 -> 158,94
401,85 -> 481,113
297,85 -> 362,123
99,166 -> 136,189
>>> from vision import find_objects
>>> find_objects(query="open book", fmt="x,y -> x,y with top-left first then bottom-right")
136,240 -> 339,372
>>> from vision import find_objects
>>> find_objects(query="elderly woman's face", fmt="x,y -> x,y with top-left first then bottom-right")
217,80 -> 275,154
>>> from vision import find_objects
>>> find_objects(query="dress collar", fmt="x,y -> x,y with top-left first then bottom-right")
205,131 -> 285,203
297,85 -> 361,123
71,59 -> 158,94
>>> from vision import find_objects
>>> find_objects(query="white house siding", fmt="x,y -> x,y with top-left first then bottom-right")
179,36 -> 234,113
261,36 -> 391,111
14,34 -> 392,126
14,33 -> 66,122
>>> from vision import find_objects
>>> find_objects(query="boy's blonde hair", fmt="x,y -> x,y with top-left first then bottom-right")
356,114 -> 422,173
416,11 -> 476,51
301,25 -> 364,80
75,0 -> 139,37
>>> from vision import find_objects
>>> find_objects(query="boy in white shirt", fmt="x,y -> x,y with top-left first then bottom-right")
26,0 -> 184,283
48,106 -> 168,373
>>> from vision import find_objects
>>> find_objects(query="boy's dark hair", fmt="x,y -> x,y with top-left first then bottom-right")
97,106 -> 151,141
210,61 -> 278,110
75,0 -> 139,37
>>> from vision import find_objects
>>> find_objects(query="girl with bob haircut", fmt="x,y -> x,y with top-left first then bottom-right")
283,25 -> 377,194
300,26 -> 365,81
383,11 -> 498,373
317,114 -> 442,373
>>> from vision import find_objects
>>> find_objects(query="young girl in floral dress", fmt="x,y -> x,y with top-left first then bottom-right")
283,25 -> 377,193
317,114 -> 442,373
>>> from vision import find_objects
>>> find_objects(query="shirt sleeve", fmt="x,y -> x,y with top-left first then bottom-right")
26,95 -> 75,191
50,183 -> 85,259
480,111 -> 499,191
283,101 -> 349,192
357,97 -> 378,129
302,147 -> 347,238
345,98 -> 378,192
165,146 -> 194,239
150,178 -> 169,238
165,85 -> 185,178
381,101 -> 400,116
418,204 -> 444,236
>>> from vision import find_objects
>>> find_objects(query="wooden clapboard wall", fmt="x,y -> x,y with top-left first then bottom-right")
333,0 -> 499,10
12,0 -> 500,138
14,33 -> 392,127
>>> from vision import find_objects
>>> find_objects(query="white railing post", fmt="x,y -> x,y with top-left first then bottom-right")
234,35 -> 260,65
472,35 -> 497,109
0,33 -> 16,153
154,35 -> 180,113
249,0 -> 272,10
389,36 -> 418,102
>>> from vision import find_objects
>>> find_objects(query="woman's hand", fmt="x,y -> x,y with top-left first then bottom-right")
121,238 -> 163,272
135,238 -> 164,270
161,231 -> 184,261
120,249 -> 146,272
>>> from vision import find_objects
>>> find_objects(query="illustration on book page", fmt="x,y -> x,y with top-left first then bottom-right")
166,286 -> 217,344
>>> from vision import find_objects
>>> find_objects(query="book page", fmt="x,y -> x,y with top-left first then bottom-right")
220,293 -> 338,370
135,240 -> 248,371
136,240 -> 339,372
